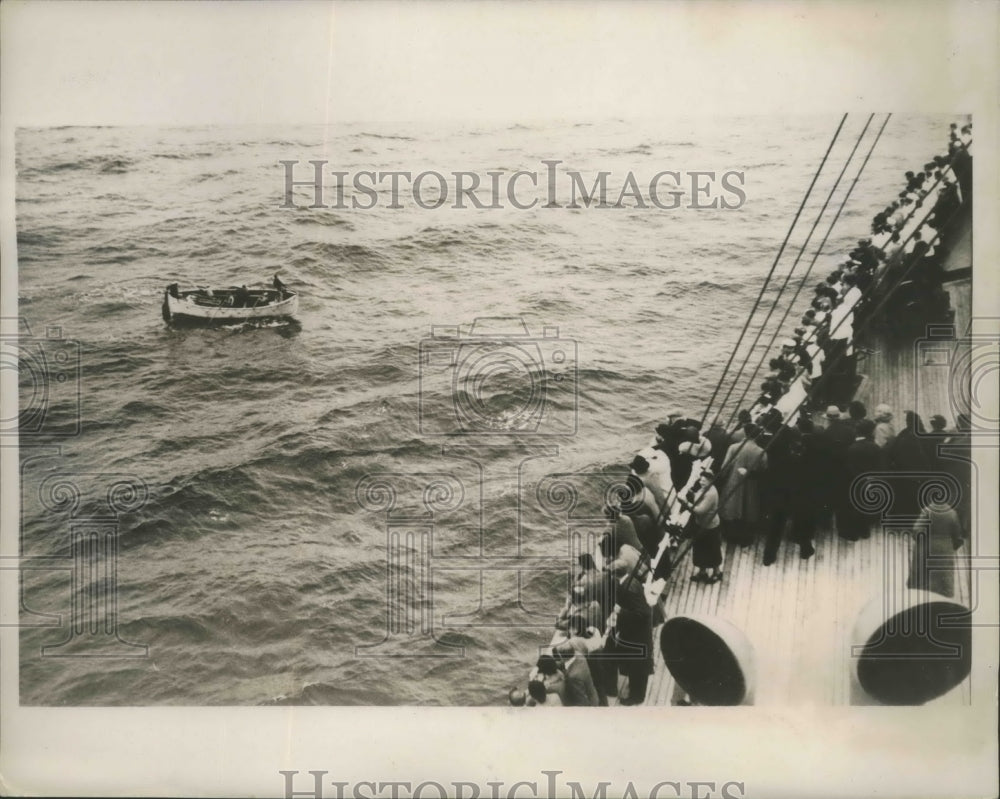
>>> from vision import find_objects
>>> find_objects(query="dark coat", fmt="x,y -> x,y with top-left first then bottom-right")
886,430 -> 931,517
705,423 -> 731,473
825,418 -> 856,452
837,438 -> 884,538
608,578 -> 654,679
846,438 -> 884,480
562,655 -> 600,707
795,430 -> 827,509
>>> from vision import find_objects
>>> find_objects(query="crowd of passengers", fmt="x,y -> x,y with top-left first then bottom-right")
508,121 -> 973,708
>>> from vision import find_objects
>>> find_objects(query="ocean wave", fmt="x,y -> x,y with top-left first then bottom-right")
290,213 -> 355,229
289,240 -> 384,268
355,131 -> 415,141
262,681 -> 392,706
151,151 -> 215,160
17,226 -> 71,248
22,154 -> 136,176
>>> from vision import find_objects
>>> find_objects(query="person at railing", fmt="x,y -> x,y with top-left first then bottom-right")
605,559 -> 654,705
850,238 -> 886,272
812,295 -> 833,328
525,679 -> 562,707
815,281 -> 840,304
602,504 -> 645,572
552,639 -> 601,707
507,687 -> 527,707
617,474 -> 663,559
825,280 -> 859,404
755,377 -> 787,414
840,271 -> 865,317
560,614 -> 613,705
800,327 -> 825,396
703,416 -> 731,474
653,420 -> 687,489
774,371 -> 808,428
769,354 -> 797,384
801,308 -> 819,330
728,409 -> 753,445
528,654 -> 567,706
717,422 -> 767,547
926,176 -> 962,230
665,424 -> 707,491
631,453 -> 671,512
678,469 -> 723,584
554,582 -> 604,634
905,170 -> 925,194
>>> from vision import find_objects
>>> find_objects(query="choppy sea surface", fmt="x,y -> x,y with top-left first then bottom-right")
14,116 -> 950,705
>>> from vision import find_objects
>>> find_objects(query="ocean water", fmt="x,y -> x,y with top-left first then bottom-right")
13,115 -> 952,705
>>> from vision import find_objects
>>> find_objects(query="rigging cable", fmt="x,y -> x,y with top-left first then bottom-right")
710,113 -> 882,428
722,113 -> 893,428
697,113 -> 848,430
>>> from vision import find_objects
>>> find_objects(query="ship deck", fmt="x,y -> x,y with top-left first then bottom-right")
616,253 -> 974,707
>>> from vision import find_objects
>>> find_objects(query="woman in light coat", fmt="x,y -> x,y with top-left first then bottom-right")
717,423 -> 768,546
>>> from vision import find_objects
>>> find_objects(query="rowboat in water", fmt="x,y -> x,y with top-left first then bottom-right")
161,282 -> 298,324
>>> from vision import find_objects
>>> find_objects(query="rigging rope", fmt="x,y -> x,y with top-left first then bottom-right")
684,135 -> 972,524
722,113 -> 892,428
697,113 -> 848,430
711,114 -> 880,427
